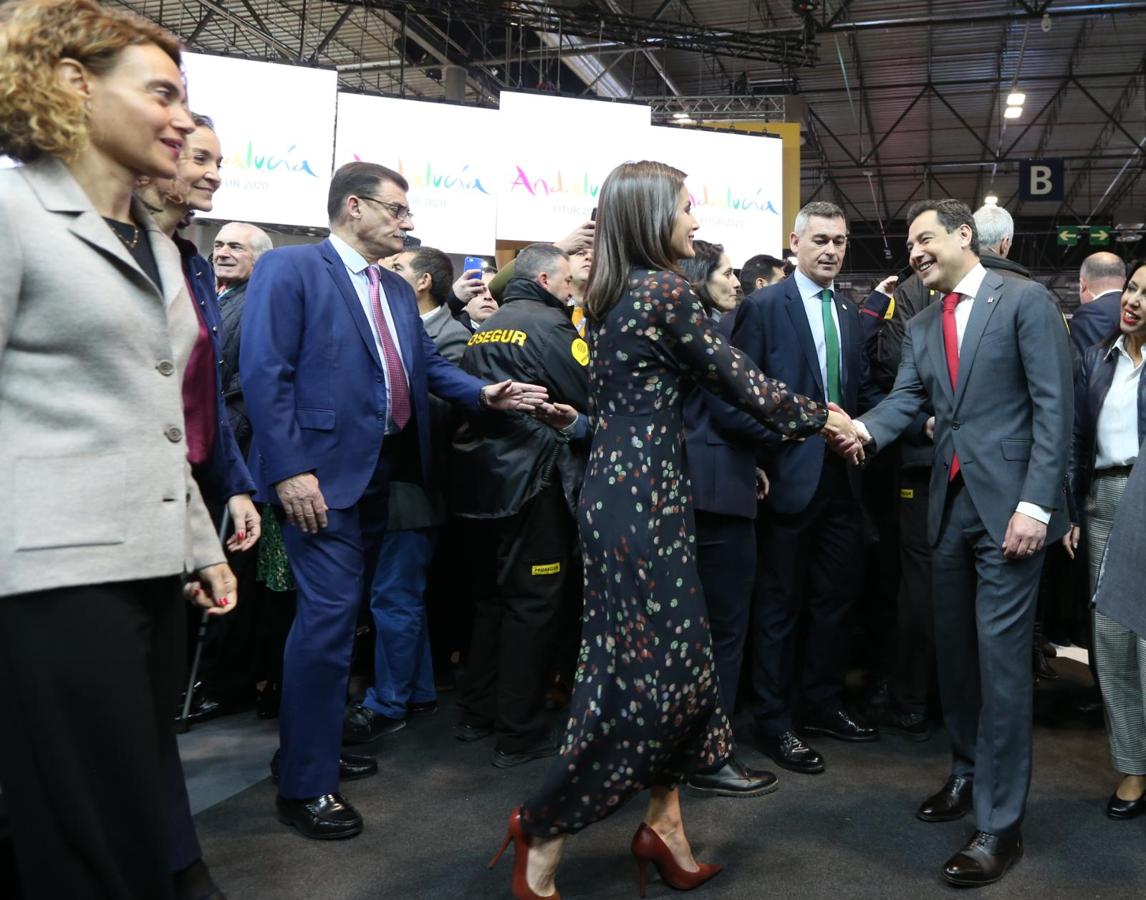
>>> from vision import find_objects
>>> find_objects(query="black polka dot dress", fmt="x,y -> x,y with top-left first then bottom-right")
521,270 -> 827,836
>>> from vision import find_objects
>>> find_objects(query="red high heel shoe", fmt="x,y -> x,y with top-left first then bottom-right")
630,822 -> 722,898
489,809 -> 560,900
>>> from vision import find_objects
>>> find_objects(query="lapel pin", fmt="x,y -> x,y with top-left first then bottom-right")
842,303 -> 848,310
987,296 -> 995,304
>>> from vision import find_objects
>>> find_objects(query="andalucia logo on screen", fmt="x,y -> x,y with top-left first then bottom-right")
509,164 -> 779,215
223,142 -> 321,190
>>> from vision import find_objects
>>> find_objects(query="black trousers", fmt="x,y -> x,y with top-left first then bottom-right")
695,510 -> 756,715
892,467 -> 936,714
751,456 -> 864,735
0,578 -> 186,900
458,483 -> 575,752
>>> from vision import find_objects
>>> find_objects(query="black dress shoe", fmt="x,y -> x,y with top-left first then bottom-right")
175,682 -> 225,726
917,774 -> 973,822
342,703 -> 405,743
454,721 -> 494,742
275,793 -> 362,840
943,830 -> 1022,886
757,730 -> 825,774
797,707 -> 879,742
491,739 -> 559,769
269,750 -> 377,785
686,756 -> 779,798
1106,790 -> 1146,819
1033,644 -> 1058,680
873,707 -> 931,742
254,683 -> 281,720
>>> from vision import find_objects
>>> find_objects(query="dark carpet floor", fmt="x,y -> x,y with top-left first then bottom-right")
193,659 -> 1146,900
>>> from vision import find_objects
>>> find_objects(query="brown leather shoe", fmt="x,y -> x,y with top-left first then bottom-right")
943,830 -> 1022,886
917,774 -> 973,822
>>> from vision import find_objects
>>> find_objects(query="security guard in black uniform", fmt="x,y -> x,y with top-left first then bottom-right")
451,243 -> 591,767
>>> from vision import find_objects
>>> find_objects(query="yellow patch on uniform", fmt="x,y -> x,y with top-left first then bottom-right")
899,488 -> 915,499
466,329 -> 529,348
571,337 -> 590,366
531,562 -> 561,576
884,297 -> 896,320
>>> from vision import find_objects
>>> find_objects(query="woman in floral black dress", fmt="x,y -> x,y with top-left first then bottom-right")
492,161 -> 860,899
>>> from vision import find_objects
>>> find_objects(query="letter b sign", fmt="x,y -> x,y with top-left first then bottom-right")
1019,159 -> 1064,202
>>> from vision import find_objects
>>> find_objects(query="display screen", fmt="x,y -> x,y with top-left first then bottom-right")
494,92 -> 652,242
334,93 -> 499,254
182,52 -> 337,227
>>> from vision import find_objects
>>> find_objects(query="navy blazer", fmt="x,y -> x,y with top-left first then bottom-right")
240,238 -> 485,509
683,313 -> 770,519
1068,338 -> 1146,520
175,236 -> 256,503
1070,291 -> 1122,358
731,276 -> 884,515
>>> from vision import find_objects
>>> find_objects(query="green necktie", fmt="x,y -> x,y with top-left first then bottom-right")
821,288 -> 842,405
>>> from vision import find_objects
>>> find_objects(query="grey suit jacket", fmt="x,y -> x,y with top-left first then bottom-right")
860,268 -> 1074,547
0,158 -> 225,597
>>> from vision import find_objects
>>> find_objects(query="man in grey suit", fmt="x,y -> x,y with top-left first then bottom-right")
342,245 -> 472,742
854,200 -> 1073,887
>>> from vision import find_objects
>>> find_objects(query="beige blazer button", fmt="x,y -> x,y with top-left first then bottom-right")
157,360 -> 176,376
165,426 -> 184,443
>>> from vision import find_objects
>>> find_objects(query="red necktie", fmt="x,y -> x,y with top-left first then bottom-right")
941,291 -> 961,481
365,265 -> 411,430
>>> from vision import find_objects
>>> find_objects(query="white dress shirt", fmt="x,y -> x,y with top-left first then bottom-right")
793,268 -> 844,402
1095,335 -> 1144,469
328,234 -> 408,434
947,262 -> 987,349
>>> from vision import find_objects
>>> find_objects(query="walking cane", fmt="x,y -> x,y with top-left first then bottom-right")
174,507 -> 232,735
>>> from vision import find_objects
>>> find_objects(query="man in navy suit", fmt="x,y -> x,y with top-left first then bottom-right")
732,201 -> 884,776
241,162 -> 547,839
1071,252 -> 1126,356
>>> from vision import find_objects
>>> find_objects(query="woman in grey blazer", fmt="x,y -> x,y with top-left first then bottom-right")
0,2 -> 237,897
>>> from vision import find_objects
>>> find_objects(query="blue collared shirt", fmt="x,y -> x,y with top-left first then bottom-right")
328,234 -> 407,434
793,267 -> 843,401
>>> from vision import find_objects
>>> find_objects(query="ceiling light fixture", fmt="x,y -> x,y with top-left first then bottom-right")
984,193 -> 999,205
1006,92 -> 1026,106
1004,106 -> 1023,119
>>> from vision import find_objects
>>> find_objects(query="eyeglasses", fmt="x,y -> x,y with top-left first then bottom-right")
358,195 -> 414,221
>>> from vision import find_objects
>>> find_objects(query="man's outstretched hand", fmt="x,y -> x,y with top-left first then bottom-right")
481,380 -> 549,412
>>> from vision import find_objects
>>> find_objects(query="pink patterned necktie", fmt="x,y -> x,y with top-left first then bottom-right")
365,265 -> 411,430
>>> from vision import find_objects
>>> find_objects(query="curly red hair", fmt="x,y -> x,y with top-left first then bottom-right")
0,0 -> 182,162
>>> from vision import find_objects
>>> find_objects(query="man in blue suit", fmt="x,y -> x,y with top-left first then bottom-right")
731,201 -> 884,776
241,162 -> 547,839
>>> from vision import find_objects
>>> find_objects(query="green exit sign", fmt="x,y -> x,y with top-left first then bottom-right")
1057,227 -> 1079,246
1089,227 -> 1112,246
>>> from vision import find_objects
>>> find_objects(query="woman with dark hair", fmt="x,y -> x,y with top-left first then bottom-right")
678,238 -> 740,317
1064,259 -> 1146,819
0,1 -> 237,897
137,115 -> 261,553
493,160 -> 859,898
